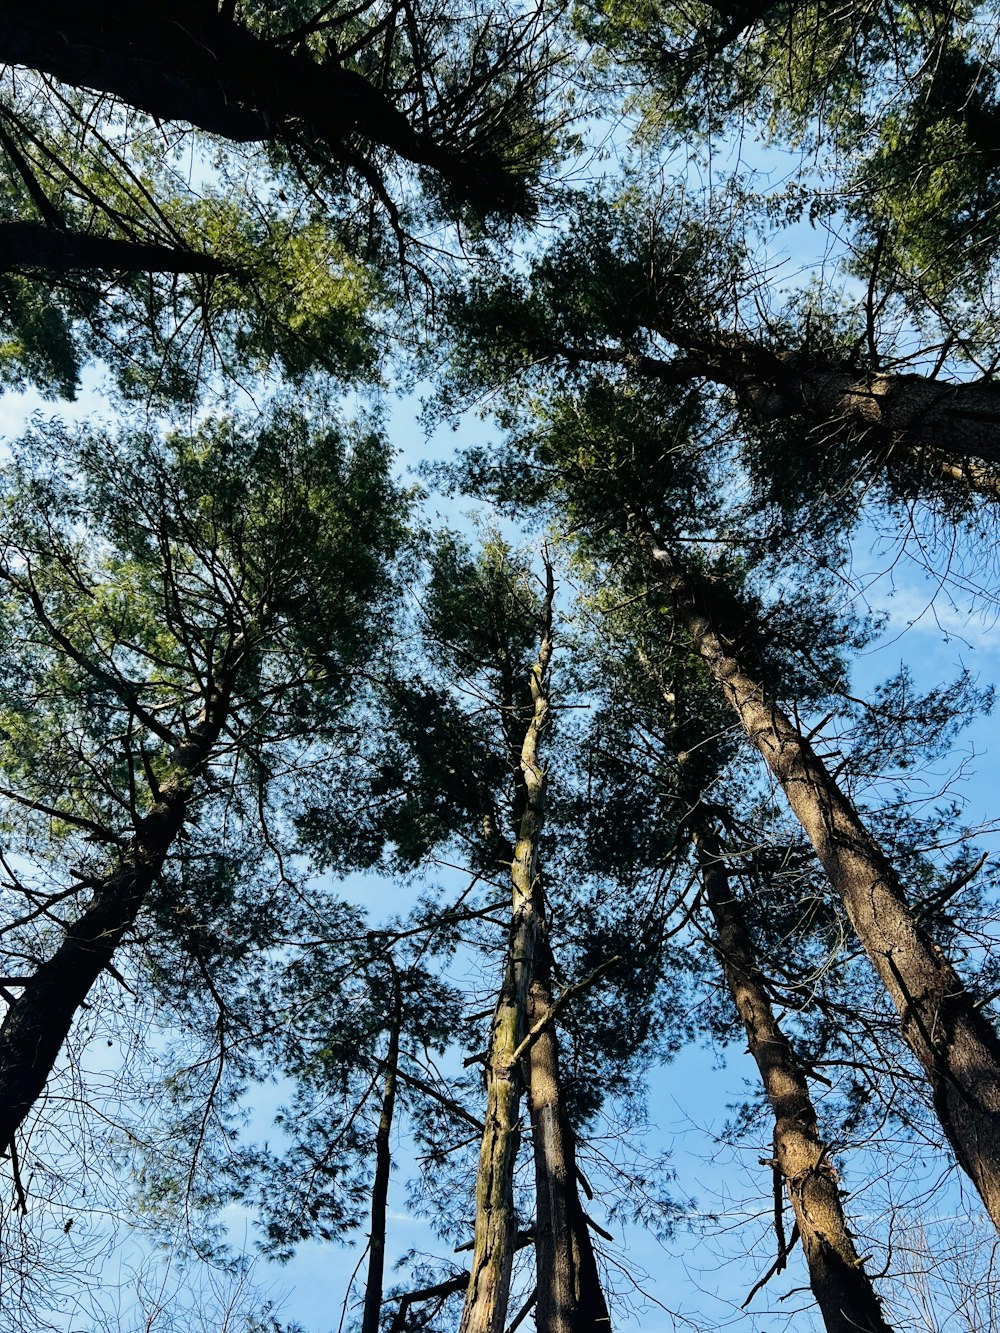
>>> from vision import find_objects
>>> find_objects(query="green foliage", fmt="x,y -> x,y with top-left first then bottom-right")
299,533 -> 550,872
442,190 -> 736,398
0,401 -> 405,855
0,272 -> 90,398
849,42 -> 1000,316
109,208 -> 382,402
7,1 -> 1000,1325
842,665 -> 994,779
574,0 -> 948,139
0,78 -> 379,396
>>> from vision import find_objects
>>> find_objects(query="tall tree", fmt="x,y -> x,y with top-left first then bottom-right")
399,540 -> 612,1333
358,536 -> 620,1331
362,960 -> 403,1333
436,265 -> 1000,1234
456,545 -> 557,1333
0,0 -> 558,219
139,533 -> 636,1331
693,817 -> 894,1333
629,508 -> 1000,1232
0,403 -> 404,1162
568,560 -> 915,1331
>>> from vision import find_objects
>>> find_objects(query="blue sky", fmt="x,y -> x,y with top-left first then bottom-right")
3,275 -> 1000,1333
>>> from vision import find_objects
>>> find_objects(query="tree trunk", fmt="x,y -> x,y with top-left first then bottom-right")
361,966 -> 402,1333
737,357 -> 1000,478
0,1 -> 418,148
460,563 -> 556,1333
0,223 -> 230,277
694,820 -> 893,1333
526,933 -> 612,1333
0,1 -> 520,213
556,333 -> 1000,491
651,324 -> 1000,477
0,703 -> 230,1155
462,559 -> 611,1331
460,943 -> 531,1333
635,514 -> 1000,1232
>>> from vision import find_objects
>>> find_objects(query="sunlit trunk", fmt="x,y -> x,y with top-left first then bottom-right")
635,513 -> 1000,1233
694,820 -> 893,1333
460,565 -> 556,1333
527,932 -> 612,1333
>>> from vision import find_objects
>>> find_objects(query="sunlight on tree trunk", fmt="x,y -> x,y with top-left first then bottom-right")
635,512 -> 1000,1234
694,819 -> 893,1333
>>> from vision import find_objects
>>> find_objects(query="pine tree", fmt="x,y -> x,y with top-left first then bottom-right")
0,402 -> 405,1163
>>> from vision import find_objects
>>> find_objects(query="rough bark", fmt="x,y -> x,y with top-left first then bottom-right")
647,326 -> 1000,467
460,943 -> 530,1333
361,967 -> 402,1333
460,563 -> 556,1333
526,935 -> 612,1333
557,333 -> 1000,490
636,513 -> 1000,1233
461,558 -> 612,1331
732,354 -> 1000,477
0,691 -> 232,1155
694,820 -> 893,1333
0,1 -> 521,213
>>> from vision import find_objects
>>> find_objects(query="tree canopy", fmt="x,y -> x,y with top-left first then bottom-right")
3,5 -> 1000,1333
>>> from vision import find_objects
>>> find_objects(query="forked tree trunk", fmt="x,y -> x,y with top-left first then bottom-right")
526,933 -> 612,1333
635,513 -> 1000,1232
461,561 -> 612,1332
460,566 -> 556,1333
361,966 -> 403,1333
0,693 -> 232,1156
460,926 -> 533,1333
694,821 -> 893,1333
